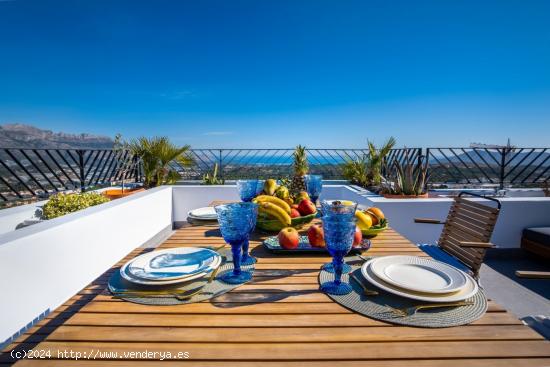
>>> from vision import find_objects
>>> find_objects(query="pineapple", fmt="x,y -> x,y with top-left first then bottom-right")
289,145 -> 308,196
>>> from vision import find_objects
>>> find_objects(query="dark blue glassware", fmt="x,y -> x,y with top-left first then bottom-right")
215,202 -> 258,284
306,175 -> 323,205
320,200 -> 357,273
320,217 -> 357,295
240,206 -> 258,265
237,180 -> 259,202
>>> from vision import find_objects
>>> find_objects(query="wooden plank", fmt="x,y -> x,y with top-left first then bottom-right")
11,340 -> 550,360
11,359 -> 550,367
42,325 -> 542,343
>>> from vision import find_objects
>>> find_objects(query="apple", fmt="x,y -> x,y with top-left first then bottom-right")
353,226 -> 363,247
290,208 -> 301,218
298,199 -> 317,216
291,204 -> 299,210
278,227 -> 300,249
307,224 -> 325,248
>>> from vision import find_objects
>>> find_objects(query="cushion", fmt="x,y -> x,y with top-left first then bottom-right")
417,244 -> 471,273
523,227 -> 550,247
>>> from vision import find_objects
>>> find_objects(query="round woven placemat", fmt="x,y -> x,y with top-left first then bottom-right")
319,264 -> 487,328
108,251 -> 253,305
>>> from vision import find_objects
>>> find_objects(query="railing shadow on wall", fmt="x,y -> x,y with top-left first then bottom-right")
1,147 -> 549,204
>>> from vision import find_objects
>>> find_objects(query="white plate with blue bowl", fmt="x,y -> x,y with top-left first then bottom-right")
121,247 -> 222,285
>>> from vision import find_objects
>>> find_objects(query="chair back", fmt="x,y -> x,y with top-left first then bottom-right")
438,192 -> 501,277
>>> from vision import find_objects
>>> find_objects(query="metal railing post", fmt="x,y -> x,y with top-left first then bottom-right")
77,150 -> 86,192
499,148 -> 506,190
218,149 -> 223,181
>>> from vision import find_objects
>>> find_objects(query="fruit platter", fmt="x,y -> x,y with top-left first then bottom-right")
264,223 -> 370,254
254,178 -> 318,232
355,206 -> 388,238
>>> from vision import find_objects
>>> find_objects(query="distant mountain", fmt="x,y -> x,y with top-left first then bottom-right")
430,149 -> 550,167
0,124 -> 114,149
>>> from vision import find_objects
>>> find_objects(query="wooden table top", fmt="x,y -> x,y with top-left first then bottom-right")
3,203 -> 549,366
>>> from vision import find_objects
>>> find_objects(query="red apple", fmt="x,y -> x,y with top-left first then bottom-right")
353,226 -> 363,247
307,224 -> 325,248
278,227 -> 300,249
290,208 -> 301,218
291,204 -> 299,210
298,199 -> 316,216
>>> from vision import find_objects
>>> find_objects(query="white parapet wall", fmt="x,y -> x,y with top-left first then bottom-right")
0,186 -> 173,346
358,194 -> 550,248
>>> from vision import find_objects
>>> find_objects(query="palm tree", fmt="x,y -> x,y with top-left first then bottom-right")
129,137 -> 193,188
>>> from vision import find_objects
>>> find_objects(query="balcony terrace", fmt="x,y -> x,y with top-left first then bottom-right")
0,148 -> 549,366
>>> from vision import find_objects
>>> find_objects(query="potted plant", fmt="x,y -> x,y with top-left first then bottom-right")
129,136 -> 194,188
380,151 -> 429,198
342,137 -> 396,192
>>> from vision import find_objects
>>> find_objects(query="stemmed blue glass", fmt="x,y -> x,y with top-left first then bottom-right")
306,175 -> 323,205
320,200 -> 358,274
215,203 -> 258,284
237,179 -> 259,202
320,217 -> 357,295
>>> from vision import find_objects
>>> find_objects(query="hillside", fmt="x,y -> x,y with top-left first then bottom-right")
0,124 -> 114,149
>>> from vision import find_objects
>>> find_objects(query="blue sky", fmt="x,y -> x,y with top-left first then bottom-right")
0,0 -> 549,148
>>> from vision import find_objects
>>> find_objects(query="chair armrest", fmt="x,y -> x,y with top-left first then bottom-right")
414,218 -> 445,224
515,271 -> 550,279
459,241 -> 496,249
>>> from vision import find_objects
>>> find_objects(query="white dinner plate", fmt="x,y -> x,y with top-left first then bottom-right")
188,207 -> 218,220
369,255 -> 467,294
361,259 -> 478,303
120,247 -> 221,285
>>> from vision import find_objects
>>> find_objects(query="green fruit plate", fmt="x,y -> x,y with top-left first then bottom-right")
256,212 -> 317,232
361,224 -> 388,238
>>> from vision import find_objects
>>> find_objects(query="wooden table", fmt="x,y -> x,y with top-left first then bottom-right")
3,204 -> 549,366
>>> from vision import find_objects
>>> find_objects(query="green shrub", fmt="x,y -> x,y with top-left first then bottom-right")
42,192 -> 110,219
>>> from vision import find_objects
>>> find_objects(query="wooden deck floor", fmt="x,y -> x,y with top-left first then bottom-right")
2,213 -> 549,366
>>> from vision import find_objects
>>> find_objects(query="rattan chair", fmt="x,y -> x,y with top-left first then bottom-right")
415,192 -> 501,279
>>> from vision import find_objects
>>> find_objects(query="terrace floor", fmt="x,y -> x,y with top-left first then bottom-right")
1,206 -> 549,365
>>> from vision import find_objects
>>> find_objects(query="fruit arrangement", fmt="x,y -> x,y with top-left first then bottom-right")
355,206 -> 388,238
254,179 -> 318,232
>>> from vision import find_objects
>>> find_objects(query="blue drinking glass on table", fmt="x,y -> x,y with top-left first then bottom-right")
240,206 -> 258,265
306,175 -> 323,205
320,217 -> 357,295
215,202 -> 258,284
320,200 -> 358,274
237,179 -> 259,202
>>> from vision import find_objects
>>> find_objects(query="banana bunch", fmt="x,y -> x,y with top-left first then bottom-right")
253,195 -> 291,225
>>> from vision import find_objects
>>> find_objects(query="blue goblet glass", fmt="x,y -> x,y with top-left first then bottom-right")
215,203 -> 258,284
306,175 -> 323,205
241,206 -> 258,265
237,180 -> 259,202
320,217 -> 357,295
320,200 -> 357,273
320,199 -> 357,220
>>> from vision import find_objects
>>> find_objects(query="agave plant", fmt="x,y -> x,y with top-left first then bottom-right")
129,137 -> 193,188
382,151 -> 429,196
202,163 -> 225,185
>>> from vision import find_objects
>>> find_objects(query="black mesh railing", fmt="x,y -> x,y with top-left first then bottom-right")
426,147 -> 550,188
1,146 -> 549,203
0,148 -> 139,203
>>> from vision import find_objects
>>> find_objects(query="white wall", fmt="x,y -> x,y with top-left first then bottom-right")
360,195 -> 550,248
0,186 -> 173,346
0,200 -> 47,236
171,184 -> 350,223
